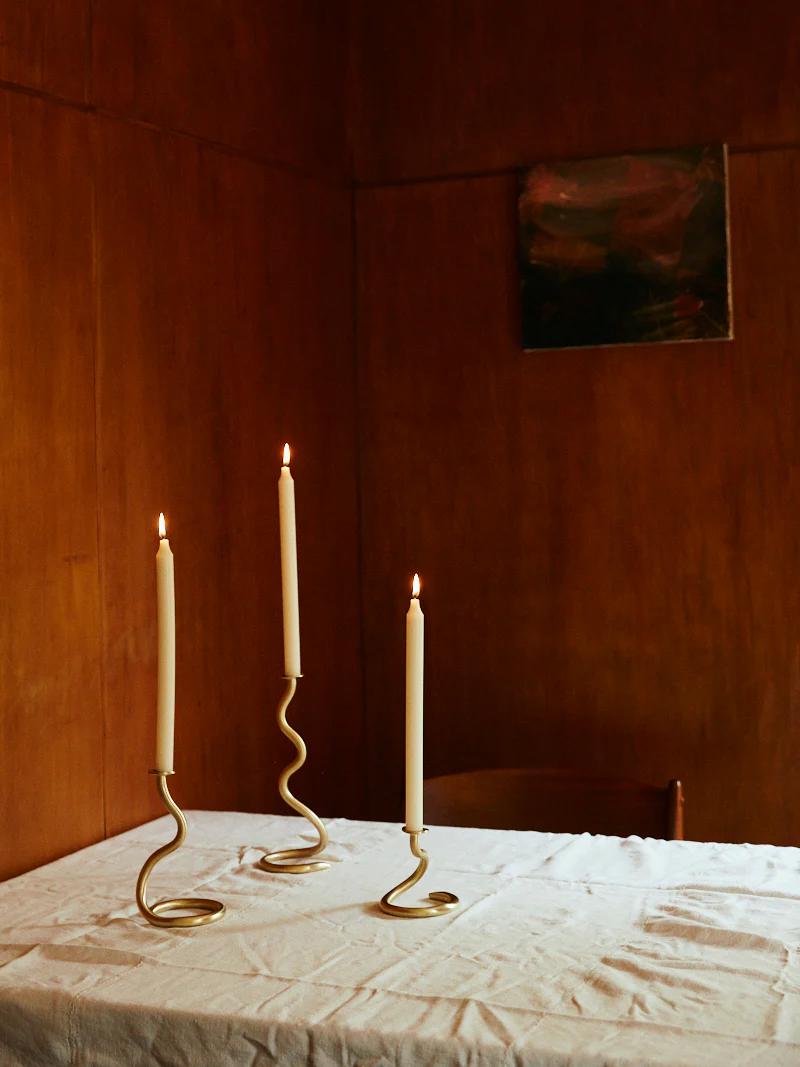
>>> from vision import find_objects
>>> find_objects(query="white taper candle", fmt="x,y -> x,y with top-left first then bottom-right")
155,512 -> 176,772
405,573 -> 424,831
279,444 -> 301,678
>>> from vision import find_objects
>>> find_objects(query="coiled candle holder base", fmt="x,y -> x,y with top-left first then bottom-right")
258,676 -> 331,874
379,826 -> 460,918
135,770 -> 226,928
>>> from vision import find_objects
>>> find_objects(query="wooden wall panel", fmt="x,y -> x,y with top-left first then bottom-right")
350,0 -> 800,182
356,152 -> 800,845
0,1 -> 89,100
0,96 -> 103,880
94,117 -> 360,836
1,6 -> 357,879
91,0 -> 350,174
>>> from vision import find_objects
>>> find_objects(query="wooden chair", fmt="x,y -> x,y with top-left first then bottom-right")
424,769 -> 685,840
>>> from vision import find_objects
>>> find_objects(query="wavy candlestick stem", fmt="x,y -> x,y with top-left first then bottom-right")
259,677 -> 330,874
379,828 -> 460,918
135,771 -> 226,928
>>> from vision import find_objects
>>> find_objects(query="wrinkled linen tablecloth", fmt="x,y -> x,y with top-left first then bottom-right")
0,812 -> 799,1066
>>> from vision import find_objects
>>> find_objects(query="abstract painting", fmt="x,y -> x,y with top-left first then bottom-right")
518,144 -> 731,350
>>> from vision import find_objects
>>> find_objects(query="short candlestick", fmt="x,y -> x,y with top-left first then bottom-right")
379,827 -> 459,918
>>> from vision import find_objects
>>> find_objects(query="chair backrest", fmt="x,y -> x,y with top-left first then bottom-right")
424,769 -> 685,840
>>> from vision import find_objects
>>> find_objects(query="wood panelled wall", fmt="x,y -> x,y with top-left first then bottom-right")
351,1 -> 800,844
4,2 -> 800,878
0,1 -> 361,881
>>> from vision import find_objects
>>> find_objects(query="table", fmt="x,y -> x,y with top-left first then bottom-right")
1,812 -> 799,1066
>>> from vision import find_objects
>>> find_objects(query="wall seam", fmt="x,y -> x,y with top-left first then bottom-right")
88,118 -> 108,840
353,141 -> 800,190
85,0 -> 93,105
349,180 -> 370,818
0,76 -> 350,188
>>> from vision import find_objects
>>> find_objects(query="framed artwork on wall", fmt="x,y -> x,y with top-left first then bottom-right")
518,144 -> 732,351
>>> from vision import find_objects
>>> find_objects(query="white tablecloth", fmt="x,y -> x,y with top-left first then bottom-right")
1,812 -> 799,1066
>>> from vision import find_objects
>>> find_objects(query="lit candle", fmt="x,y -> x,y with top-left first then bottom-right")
405,573 -> 424,831
155,512 -> 176,772
279,443 -> 301,678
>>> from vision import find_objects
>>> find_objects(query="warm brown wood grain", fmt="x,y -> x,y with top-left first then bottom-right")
93,116 -> 361,835
0,95 -> 103,881
0,0 -> 89,101
91,0 -> 350,174
4,0 -> 798,882
350,0 -> 800,183
1,5 -> 358,878
424,769 -> 684,839
356,151 -> 800,845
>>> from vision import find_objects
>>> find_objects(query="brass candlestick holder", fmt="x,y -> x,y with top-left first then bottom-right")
135,770 -> 226,928
379,826 -> 460,918
258,676 -> 330,874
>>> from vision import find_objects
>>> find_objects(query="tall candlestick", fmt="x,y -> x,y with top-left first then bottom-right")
279,443 -> 301,678
405,573 -> 424,832
155,512 -> 176,772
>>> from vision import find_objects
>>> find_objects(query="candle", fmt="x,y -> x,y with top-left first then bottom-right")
155,512 -> 176,772
405,573 -> 424,832
279,443 -> 301,678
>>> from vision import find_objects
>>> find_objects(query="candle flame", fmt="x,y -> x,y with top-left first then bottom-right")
412,573 -> 421,598
158,512 -> 166,539
283,442 -> 290,465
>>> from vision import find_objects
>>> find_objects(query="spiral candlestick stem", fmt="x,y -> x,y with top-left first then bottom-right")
258,677 -> 330,874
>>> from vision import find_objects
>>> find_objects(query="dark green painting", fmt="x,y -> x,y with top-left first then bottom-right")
519,145 -> 731,350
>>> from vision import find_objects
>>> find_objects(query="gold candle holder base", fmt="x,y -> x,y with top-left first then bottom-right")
379,827 -> 460,918
135,770 -> 226,928
258,676 -> 331,874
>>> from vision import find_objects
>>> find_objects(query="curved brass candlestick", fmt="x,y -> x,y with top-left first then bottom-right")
136,771 -> 226,928
379,827 -> 460,918
258,677 -> 330,874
